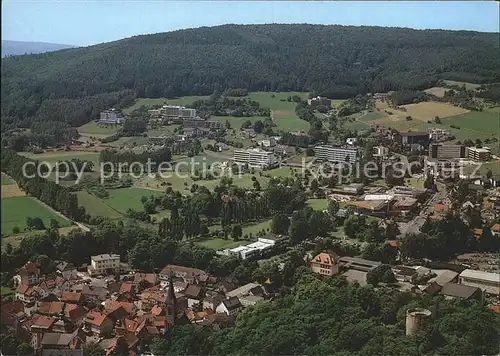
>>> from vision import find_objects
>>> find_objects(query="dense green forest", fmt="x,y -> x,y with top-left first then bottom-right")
150,273 -> 500,356
1,24 -> 499,134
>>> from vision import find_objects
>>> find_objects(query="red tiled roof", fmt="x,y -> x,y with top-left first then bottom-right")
15,284 -> 29,295
311,252 -> 339,266
386,240 -> 399,247
151,305 -> 163,316
104,301 -> 136,315
64,304 -> 88,321
85,310 -> 109,327
32,315 -> 55,329
119,283 -> 134,294
60,292 -> 83,303
134,273 -> 157,285
38,301 -> 65,315
489,305 -> 500,313
492,224 -> 500,232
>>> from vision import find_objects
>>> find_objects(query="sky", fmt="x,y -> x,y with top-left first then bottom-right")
2,1 -> 499,46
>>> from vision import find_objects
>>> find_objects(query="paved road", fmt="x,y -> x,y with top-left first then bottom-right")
398,188 -> 444,236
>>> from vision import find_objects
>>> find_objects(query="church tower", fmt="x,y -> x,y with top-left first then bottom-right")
166,271 -> 177,326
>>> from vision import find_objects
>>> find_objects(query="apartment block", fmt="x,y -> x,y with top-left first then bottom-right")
233,148 -> 278,168
314,145 -> 359,163
399,132 -> 430,147
149,105 -> 197,123
466,146 -> 491,161
99,108 -> 124,124
429,144 -> 465,159
88,254 -> 120,276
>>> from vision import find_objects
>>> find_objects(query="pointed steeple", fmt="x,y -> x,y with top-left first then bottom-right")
166,271 -> 177,326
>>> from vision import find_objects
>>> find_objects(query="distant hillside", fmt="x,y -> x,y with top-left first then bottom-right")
1,40 -> 74,57
1,24 -> 499,131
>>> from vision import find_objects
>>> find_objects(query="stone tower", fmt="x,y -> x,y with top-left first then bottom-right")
166,271 -> 177,326
405,308 -> 432,336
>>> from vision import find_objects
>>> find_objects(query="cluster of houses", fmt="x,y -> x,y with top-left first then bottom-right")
310,251 -> 500,300
2,256 -> 277,355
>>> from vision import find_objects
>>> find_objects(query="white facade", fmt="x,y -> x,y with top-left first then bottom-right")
99,109 -> 124,124
233,149 -> 278,168
88,254 -> 120,276
314,146 -> 359,163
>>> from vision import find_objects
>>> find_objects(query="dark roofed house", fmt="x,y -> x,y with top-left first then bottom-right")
441,282 -> 480,300
183,284 -> 204,308
55,262 -> 78,280
215,297 -> 243,316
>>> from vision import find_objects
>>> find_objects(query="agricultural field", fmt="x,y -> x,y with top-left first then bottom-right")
400,102 -> 469,122
443,80 -> 481,90
76,191 -> 123,219
1,196 -> 71,235
77,121 -> 121,135
424,87 -> 449,98
123,96 -> 210,114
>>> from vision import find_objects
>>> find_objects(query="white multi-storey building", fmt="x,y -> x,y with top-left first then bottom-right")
99,108 -> 124,124
88,254 -> 120,276
314,146 -> 359,163
233,148 -> 278,168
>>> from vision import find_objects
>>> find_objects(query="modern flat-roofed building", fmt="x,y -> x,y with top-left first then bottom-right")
399,131 -> 430,147
233,148 -> 278,168
429,144 -> 465,159
339,257 -> 381,272
458,269 -> 500,295
99,108 -> 124,124
314,146 -> 359,163
307,96 -> 331,107
466,147 -> 491,161
149,105 -> 197,123
88,254 -> 120,276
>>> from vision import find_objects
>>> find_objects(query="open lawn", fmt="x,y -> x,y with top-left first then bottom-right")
1,196 -> 71,235
1,174 -> 14,185
307,198 -> 329,211
104,188 -> 165,214
462,161 -> 500,176
400,102 -> 469,122
0,287 -> 13,296
440,111 -> 500,135
248,92 -> 310,132
195,238 -> 250,250
76,191 -> 123,219
77,122 -> 120,135
123,96 -> 210,114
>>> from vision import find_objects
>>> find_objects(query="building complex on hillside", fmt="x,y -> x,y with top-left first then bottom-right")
307,96 -> 331,107
148,105 -> 196,123
99,109 -> 124,124
233,148 -> 278,168
429,144 -> 465,159
398,131 -> 430,148
314,145 -> 359,163
466,146 -> 492,161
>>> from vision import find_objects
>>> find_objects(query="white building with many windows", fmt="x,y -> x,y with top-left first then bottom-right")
88,254 -> 120,276
314,146 -> 359,163
233,148 -> 278,168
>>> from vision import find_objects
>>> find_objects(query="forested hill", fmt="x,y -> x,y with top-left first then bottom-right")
2,24 -> 499,128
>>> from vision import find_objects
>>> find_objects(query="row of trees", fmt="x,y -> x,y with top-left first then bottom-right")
1,149 -> 86,222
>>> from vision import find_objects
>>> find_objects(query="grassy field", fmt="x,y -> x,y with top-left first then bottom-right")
462,161 -> 500,176
20,151 -> 101,167
0,287 -> 13,296
77,122 -> 120,135
247,92 -> 310,132
76,191 -> 123,219
123,96 -> 210,114
424,87 -> 449,98
1,174 -> 14,185
1,196 -> 71,235
104,188 -> 165,214
443,80 -> 481,90
307,198 -> 329,211
195,238 -> 250,250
